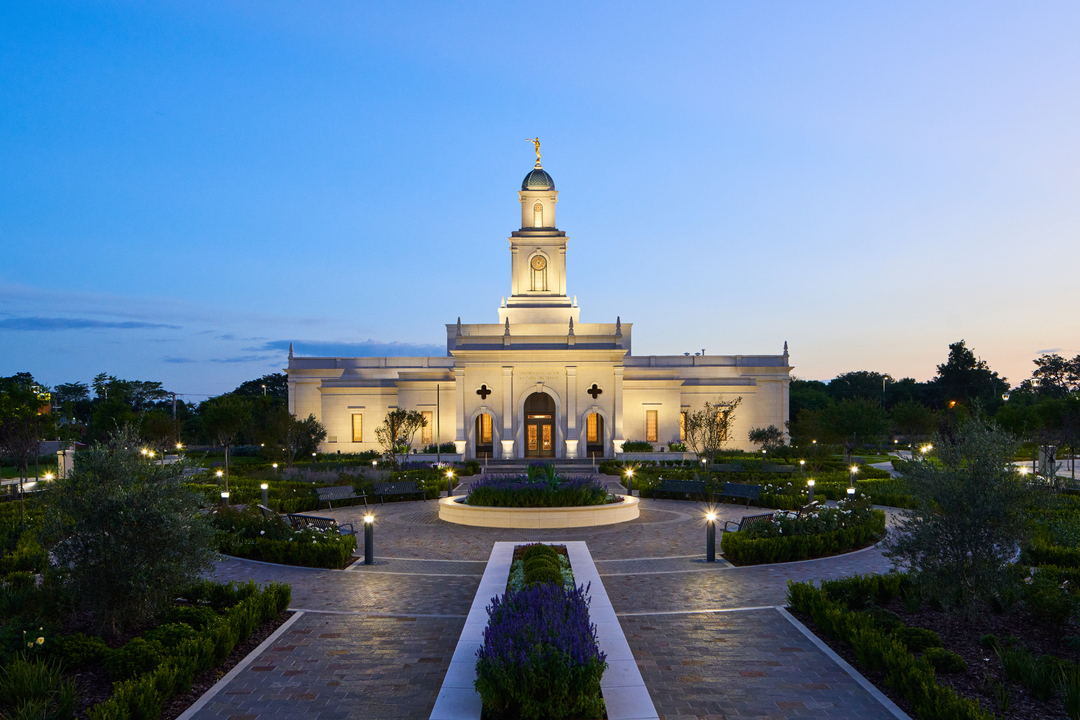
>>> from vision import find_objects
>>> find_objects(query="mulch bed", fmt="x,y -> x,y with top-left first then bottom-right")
67,611 -> 293,720
791,600 -> 1080,720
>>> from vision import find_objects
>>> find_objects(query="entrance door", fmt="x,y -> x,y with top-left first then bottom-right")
585,413 -> 605,458
524,392 -> 555,458
475,413 -> 494,458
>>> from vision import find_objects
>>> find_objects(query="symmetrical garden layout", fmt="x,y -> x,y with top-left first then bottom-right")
186,481 -> 910,720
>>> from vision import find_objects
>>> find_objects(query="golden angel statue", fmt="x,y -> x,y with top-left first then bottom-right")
528,137 -> 541,163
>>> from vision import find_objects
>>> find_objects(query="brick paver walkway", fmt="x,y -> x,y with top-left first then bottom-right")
188,481 -> 906,720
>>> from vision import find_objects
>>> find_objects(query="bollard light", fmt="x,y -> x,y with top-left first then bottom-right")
847,487 -> 855,497
364,514 -> 375,565
44,473 -> 54,481
261,483 -> 269,506
625,468 -> 634,497
220,491 -> 230,507
272,463 -> 278,471
807,478 -> 815,504
705,512 -> 717,562
446,469 -> 455,498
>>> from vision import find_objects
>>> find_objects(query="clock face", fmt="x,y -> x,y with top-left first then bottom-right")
531,256 -> 547,271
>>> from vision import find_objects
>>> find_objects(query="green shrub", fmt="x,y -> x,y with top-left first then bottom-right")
57,633 -> 109,670
144,623 -> 198,649
820,573 -> 908,610
923,647 -> 967,674
721,511 -> 885,565
0,533 -> 47,575
525,565 -> 564,587
891,627 -> 943,653
1023,540 -> 1080,570
106,638 -> 165,681
521,544 -> 559,563
621,440 -> 653,452
161,606 -> 217,631
523,557 -> 558,574
787,579 -> 992,719
979,634 -> 999,649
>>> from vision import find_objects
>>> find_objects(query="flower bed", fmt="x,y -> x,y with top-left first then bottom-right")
466,466 -> 614,508
211,505 -> 356,569
720,496 -> 886,565
475,543 -> 607,720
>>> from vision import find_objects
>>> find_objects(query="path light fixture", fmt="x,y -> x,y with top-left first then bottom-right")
705,512 -> 717,562
625,467 -> 634,497
272,463 -> 278,472
364,513 -> 375,565
261,483 -> 269,506
846,487 -> 855,497
215,470 -> 224,482
446,469 -> 455,498
220,490 -> 230,507
807,478 -> 815,504
44,473 -> 53,482
799,460 -> 805,473
849,465 -> 858,492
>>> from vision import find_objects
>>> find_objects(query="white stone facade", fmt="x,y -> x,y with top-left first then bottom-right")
287,160 -> 791,458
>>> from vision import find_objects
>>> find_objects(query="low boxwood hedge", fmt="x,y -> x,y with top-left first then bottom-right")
721,510 -> 885,565
787,577 -> 992,720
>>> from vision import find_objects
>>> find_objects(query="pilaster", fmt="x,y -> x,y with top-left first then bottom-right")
501,366 -> 514,458
566,366 -> 578,459
454,369 -> 466,454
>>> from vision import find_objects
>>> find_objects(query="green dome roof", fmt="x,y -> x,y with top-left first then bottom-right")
521,165 -> 555,191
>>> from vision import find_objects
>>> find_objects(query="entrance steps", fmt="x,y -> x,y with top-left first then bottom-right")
475,458 -> 605,474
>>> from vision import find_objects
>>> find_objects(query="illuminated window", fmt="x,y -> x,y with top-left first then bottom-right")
646,410 -> 658,443
680,411 -> 687,441
351,414 -> 362,442
587,413 -> 599,443
479,413 -> 493,444
421,411 -> 433,445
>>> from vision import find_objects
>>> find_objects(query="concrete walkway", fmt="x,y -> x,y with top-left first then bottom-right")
189,489 -> 907,720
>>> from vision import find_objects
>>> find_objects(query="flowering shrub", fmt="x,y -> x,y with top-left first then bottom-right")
466,473 -> 612,508
475,581 -> 607,719
743,495 -> 879,539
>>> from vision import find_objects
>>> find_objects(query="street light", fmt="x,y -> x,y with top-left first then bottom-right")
364,513 -> 375,565
705,512 -> 717,562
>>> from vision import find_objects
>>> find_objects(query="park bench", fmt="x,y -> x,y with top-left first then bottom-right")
373,481 -> 426,503
711,463 -> 744,473
762,463 -> 796,473
723,511 -> 775,533
716,482 -> 762,508
316,485 -> 367,510
653,478 -> 709,502
286,513 -> 357,536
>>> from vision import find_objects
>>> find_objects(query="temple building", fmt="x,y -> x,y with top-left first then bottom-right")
287,152 -> 791,458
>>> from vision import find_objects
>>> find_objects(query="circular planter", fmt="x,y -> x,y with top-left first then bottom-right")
437,495 -> 640,528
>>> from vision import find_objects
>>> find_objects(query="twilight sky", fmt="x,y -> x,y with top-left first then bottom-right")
2,1 -> 1078,398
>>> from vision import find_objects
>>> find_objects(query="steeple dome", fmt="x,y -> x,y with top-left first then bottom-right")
521,164 -> 555,191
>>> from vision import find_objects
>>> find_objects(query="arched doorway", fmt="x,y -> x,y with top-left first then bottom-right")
585,412 -> 605,458
524,392 -> 555,458
475,413 -> 494,458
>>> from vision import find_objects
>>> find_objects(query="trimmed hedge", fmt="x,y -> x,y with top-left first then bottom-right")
787,579 -> 993,720
1021,539 -> 1080,569
721,511 -> 885,565
220,534 -> 356,569
86,580 -> 291,720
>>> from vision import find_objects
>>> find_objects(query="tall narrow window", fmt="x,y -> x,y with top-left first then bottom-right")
587,413 -> 599,443
351,414 -> 363,442
421,411 -> 433,445
646,410 -> 658,443
533,202 -> 544,227
680,411 -> 687,441
530,254 -> 548,291
480,413 -> 493,444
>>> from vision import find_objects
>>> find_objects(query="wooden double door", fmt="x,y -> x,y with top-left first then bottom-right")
524,392 -> 555,458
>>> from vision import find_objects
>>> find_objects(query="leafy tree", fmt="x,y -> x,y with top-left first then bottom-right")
931,340 -> 1009,411
374,409 -> 427,471
41,427 -> 217,636
748,425 -> 785,452
200,394 -> 252,490
827,371 -> 892,404
141,410 -> 181,459
260,407 -> 327,468
53,381 -> 89,406
1030,353 -> 1080,398
890,401 -> 936,443
232,372 -> 288,402
0,374 -> 55,527
789,379 -> 832,419
884,414 -> 1039,612
683,397 -> 742,468
88,398 -> 138,443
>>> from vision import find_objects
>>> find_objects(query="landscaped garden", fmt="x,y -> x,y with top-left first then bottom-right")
463,464 -> 618,508
0,428 -> 293,720
475,543 -> 607,720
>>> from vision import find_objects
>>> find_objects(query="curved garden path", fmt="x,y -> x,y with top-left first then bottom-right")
191,482 -> 909,720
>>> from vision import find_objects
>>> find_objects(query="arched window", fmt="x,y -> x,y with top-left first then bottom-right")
533,202 -> 544,227
529,254 -> 548,292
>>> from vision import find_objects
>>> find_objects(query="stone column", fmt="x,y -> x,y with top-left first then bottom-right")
613,366 -> 625,453
501,366 -> 515,458
454,370 -> 466,455
565,366 -> 578,459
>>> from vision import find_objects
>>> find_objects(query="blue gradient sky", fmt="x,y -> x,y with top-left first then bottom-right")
2,1 -> 1078,396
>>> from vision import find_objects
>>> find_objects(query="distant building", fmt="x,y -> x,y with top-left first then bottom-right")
288,156 -> 790,458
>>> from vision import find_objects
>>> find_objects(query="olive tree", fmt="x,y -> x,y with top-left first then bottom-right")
260,407 -> 327,468
42,427 -> 217,636
884,414 -> 1041,611
374,409 -> 426,471
684,397 -> 742,469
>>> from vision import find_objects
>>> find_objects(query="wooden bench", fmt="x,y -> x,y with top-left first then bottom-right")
286,513 -> 357,536
653,478 -> 709,502
716,482 -> 762,508
723,512 -> 775,533
316,485 -> 367,510
373,481 -> 426,503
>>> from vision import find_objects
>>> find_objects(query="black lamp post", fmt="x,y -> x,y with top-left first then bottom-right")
364,513 -> 374,565
706,512 -> 717,562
